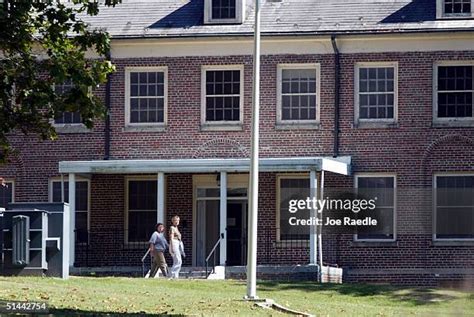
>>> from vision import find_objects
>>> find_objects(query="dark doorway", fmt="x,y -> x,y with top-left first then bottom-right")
226,201 -> 247,266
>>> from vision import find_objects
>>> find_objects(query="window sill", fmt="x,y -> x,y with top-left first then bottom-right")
353,121 -> 399,129
200,123 -> 243,132
351,240 -> 398,247
204,19 -> 243,25
432,120 -> 474,128
439,14 -> 474,20
275,122 -> 321,130
54,124 -> 91,134
123,125 -> 167,133
431,240 -> 474,247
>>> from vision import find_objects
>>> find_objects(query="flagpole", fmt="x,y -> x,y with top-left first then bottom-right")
246,0 -> 261,300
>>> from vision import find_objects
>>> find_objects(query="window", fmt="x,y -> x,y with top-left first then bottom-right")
0,180 -> 14,208
277,176 -> 310,241
204,0 -> 243,24
212,0 -> 236,19
355,175 -> 396,241
434,174 -> 474,240
439,0 -> 473,17
54,80 -> 82,125
434,63 -> 474,122
50,179 -> 89,243
201,66 -> 244,127
277,64 -> 320,124
126,179 -> 157,243
125,67 -> 167,126
355,63 -> 398,123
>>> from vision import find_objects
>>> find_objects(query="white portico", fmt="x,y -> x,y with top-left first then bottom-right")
59,156 -> 351,268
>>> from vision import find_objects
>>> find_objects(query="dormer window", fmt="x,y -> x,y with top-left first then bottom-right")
437,0 -> 473,18
204,0 -> 245,24
212,0 -> 236,19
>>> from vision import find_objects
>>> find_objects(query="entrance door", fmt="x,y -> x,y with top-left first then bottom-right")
226,201 -> 247,266
196,200 -> 220,267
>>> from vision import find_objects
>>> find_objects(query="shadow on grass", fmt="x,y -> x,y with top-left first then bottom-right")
257,281 -> 465,306
48,308 -> 185,316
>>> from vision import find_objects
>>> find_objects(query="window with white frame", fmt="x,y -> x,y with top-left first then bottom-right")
126,68 -> 167,126
126,179 -> 157,243
434,175 -> 474,240
438,0 -> 473,17
435,64 -> 473,120
0,180 -> 14,208
355,63 -> 397,122
278,65 -> 319,123
355,175 -> 396,241
277,176 -> 310,241
54,79 -> 82,125
202,66 -> 243,124
50,179 -> 89,243
204,0 -> 243,24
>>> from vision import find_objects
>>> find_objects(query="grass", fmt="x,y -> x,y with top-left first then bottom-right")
0,277 -> 473,316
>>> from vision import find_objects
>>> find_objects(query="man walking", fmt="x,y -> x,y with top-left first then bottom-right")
148,223 -> 169,278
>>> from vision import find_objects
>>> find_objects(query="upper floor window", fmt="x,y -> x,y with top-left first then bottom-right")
434,174 -> 474,240
277,64 -> 320,126
0,180 -> 14,209
54,79 -> 82,125
201,65 -> 244,129
212,0 -> 236,19
355,175 -> 396,241
434,62 -> 474,124
355,62 -> 398,125
125,67 -> 168,128
437,0 -> 473,18
204,0 -> 244,24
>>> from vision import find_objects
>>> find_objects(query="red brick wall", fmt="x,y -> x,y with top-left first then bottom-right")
2,50 -> 474,284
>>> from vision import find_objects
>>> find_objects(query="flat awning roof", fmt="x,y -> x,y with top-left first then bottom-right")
59,156 -> 351,175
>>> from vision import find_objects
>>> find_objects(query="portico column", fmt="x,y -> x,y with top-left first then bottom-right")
219,171 -> 227,266
309,170 -> 318,265
157,172 -> 165,224
68,173 -> 76,268
318,170 -> 325,271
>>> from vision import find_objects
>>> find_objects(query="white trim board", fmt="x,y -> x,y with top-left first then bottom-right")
110,33 -> 474,58
59,156 -> 352,175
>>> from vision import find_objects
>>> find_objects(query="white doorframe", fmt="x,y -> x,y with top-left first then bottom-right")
192,174 -> 248,266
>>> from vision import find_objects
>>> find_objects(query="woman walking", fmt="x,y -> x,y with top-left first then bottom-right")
169,215 -> 183,279
148,223 -> 169,278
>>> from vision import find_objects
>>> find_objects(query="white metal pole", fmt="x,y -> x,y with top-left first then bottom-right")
246,0 -> 261,300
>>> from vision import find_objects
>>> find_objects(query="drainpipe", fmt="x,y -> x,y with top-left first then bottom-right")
104,49 -> 111,160
331,35 -> 340,158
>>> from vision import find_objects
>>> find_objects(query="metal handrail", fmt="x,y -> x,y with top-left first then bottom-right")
141,249 -> 150,277
205,233 -> 224,278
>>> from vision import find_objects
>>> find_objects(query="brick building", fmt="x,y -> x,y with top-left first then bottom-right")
1,0 -> 473,285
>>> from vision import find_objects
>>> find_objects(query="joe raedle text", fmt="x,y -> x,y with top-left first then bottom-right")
287,197 -> 379,227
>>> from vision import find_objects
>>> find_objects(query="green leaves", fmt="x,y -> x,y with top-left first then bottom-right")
0,0 -> 121,162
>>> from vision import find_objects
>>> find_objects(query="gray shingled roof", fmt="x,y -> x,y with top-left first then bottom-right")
84,0 -> 474,38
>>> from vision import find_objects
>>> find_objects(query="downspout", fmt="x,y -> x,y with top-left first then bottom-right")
331,35 -> 340,158
104,49 -> 111,160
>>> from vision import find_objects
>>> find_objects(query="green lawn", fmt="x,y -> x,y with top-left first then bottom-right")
0,277 -> 472,316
